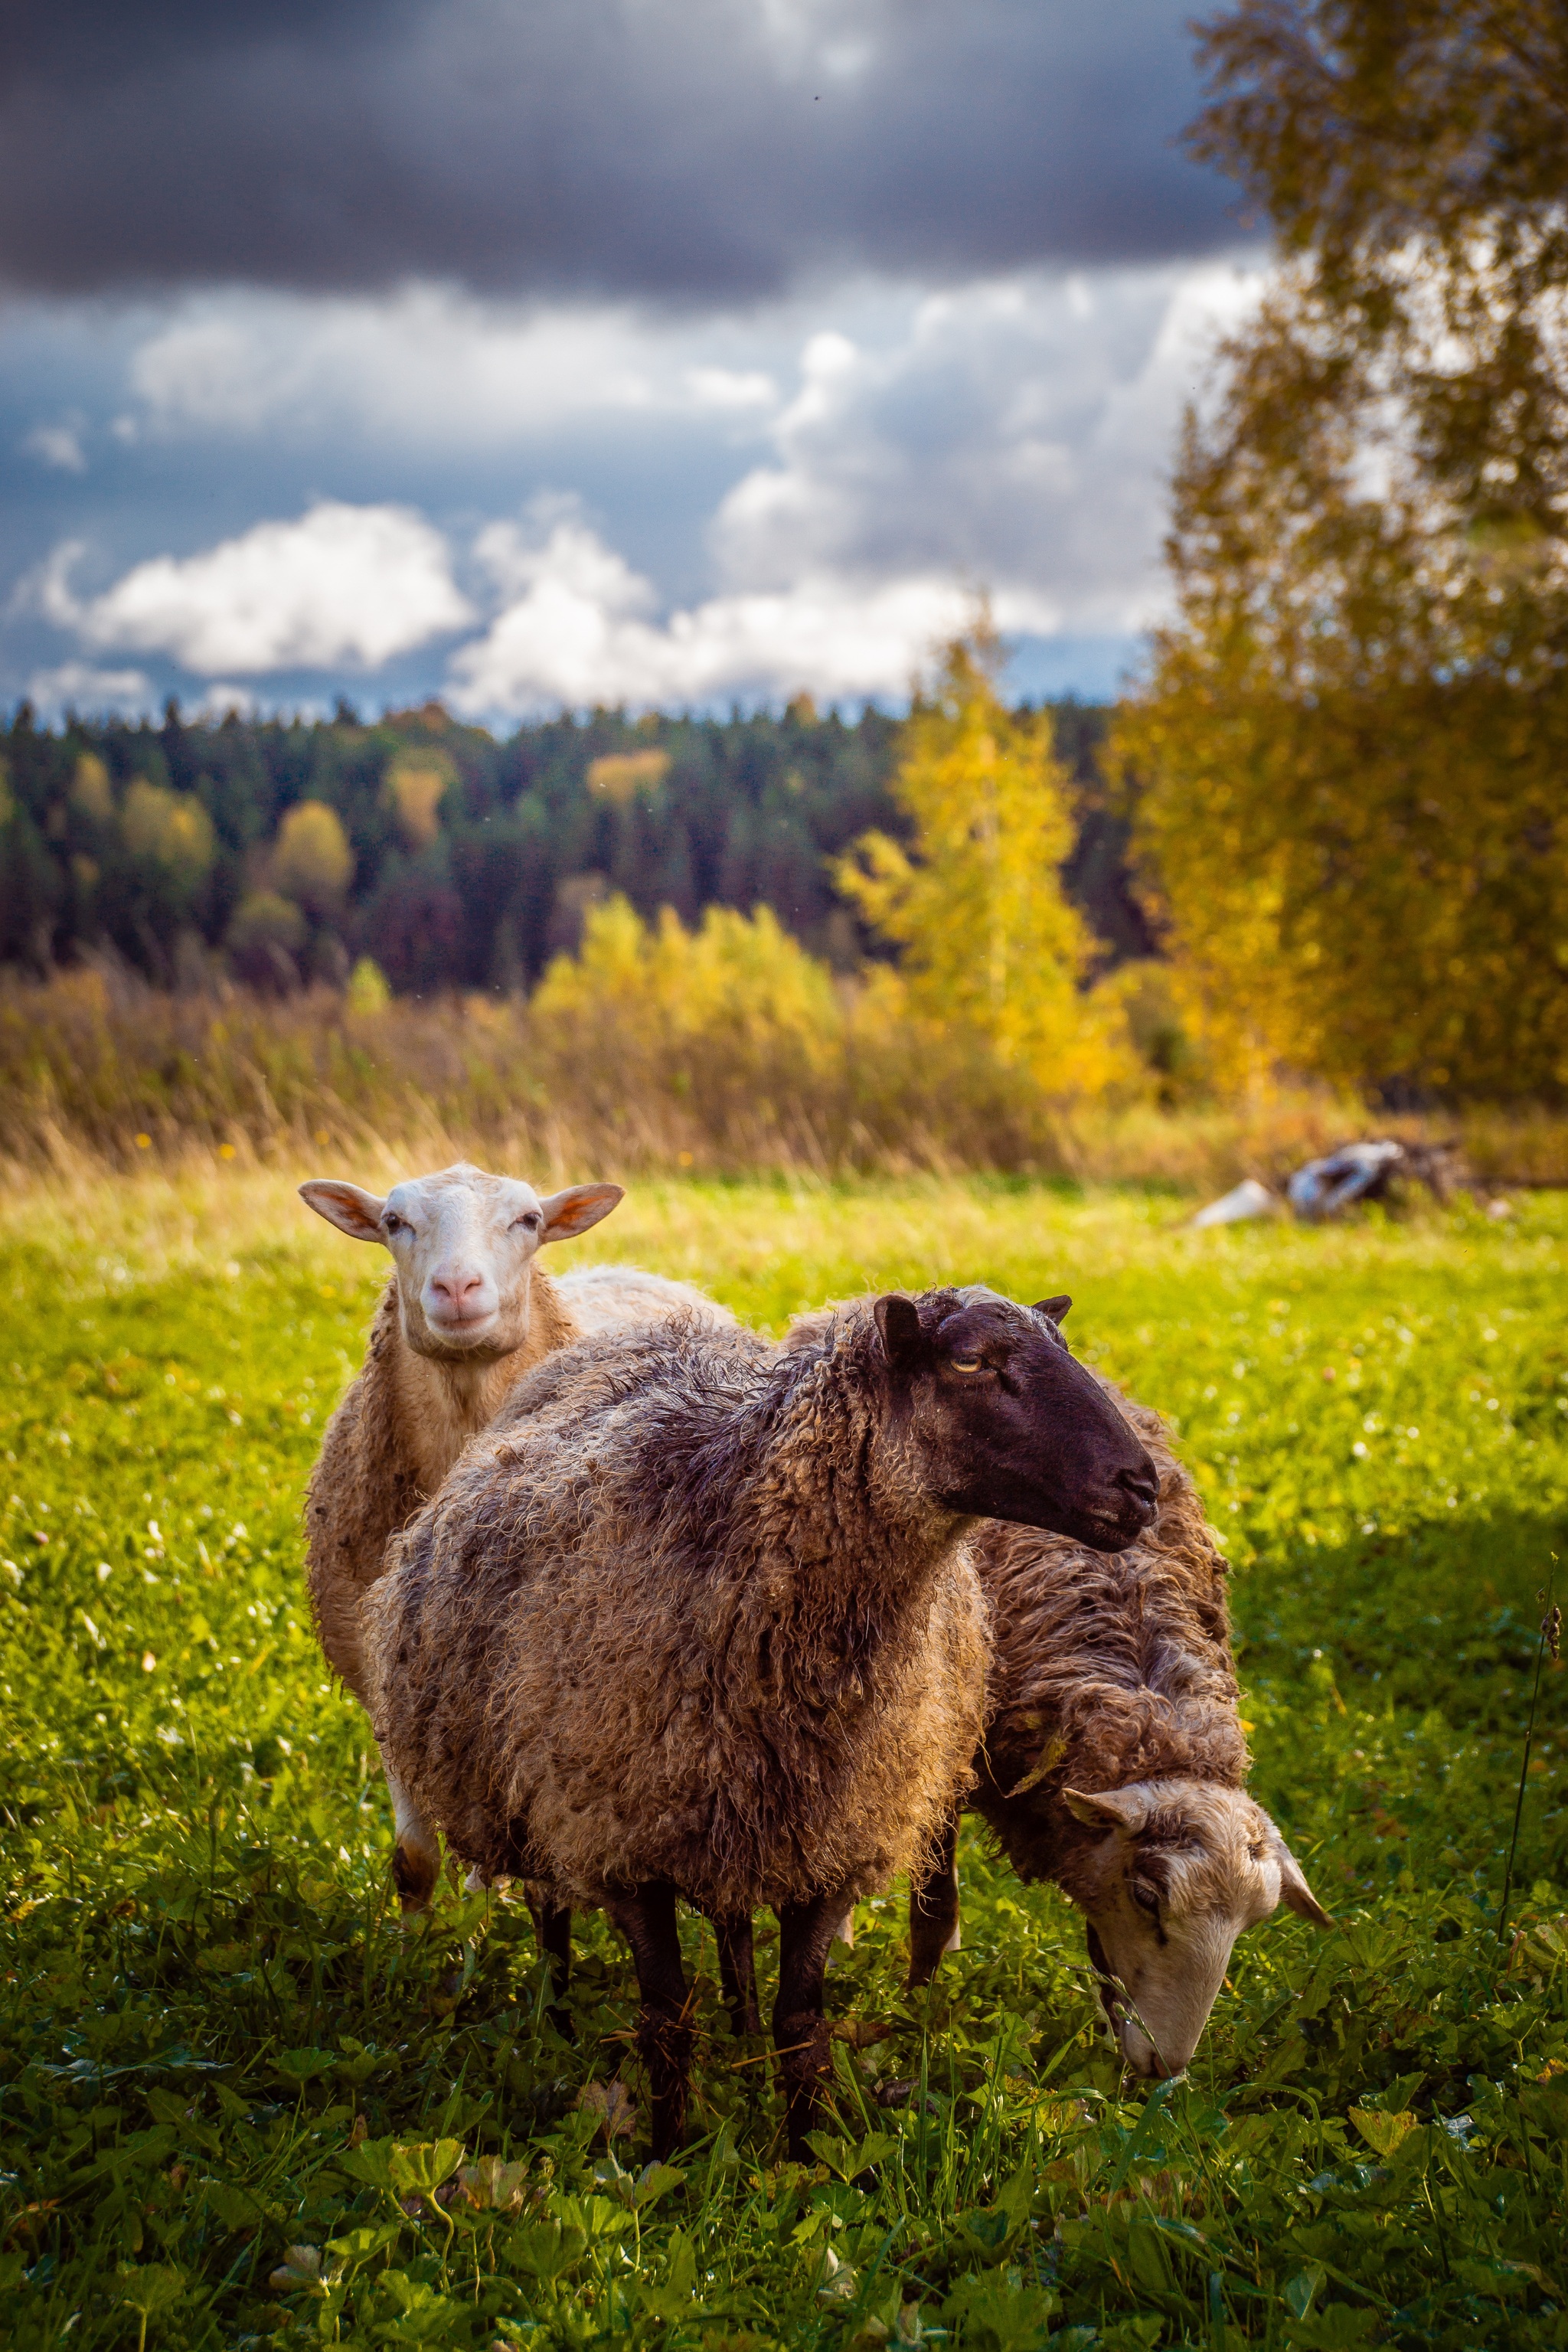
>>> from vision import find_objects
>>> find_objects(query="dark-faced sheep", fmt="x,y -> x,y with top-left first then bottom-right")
907,1336 -> 1331,2076
299,1161 -> 727,1912
363,1286 -> 1158,2156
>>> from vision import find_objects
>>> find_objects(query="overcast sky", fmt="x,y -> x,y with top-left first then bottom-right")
1,0 -> 1263,724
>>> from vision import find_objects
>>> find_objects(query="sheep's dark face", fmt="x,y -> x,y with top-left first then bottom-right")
876,1288 -> 1157,1550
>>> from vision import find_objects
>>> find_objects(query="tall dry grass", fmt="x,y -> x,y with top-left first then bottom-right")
3,962 -> 1563,1194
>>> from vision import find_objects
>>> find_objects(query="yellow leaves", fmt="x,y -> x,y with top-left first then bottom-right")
832,828 -> 912,939
71,753 -> 113,823
121,778 -> 214,888
383,750 -> 456,850
1348,2107 -> 1418,2158
345,957 -> 390,1014
1128,653 -> 1568,1093
535,897 -> 838,1065
837,629 -> 1133,1103
1110,217 -> 1568,1102
272,802 -> 354,912
586,749 -> 670,804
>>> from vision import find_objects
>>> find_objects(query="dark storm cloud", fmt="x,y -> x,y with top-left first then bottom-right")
0,0 -> 1236,301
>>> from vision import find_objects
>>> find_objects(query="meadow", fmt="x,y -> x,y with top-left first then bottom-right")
0,1168 -> 1563,2350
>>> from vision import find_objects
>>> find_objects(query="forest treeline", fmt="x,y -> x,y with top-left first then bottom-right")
6,1 -> 1568,1135
0,693 -> 1146,1000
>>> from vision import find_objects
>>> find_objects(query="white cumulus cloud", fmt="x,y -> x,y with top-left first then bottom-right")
37,499 -> 473,674
707,262 -> 1266,635
11,258 -> 1269,711
446,509 -> 1008,716
125,288 -> 784,446
24,420 -> 87,472
26,662 -> 153,721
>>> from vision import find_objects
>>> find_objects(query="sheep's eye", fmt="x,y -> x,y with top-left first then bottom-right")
383,1213 -> 404,1236
949,1356 -> 984,1374
1131,1880 -> 1161,1918
513,1210 -> 542,1232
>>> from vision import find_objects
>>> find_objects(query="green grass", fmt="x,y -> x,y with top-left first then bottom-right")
0,1176 -> 1564,2351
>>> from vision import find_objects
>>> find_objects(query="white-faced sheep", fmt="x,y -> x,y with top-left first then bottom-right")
906,1316 -> 1331,2077
361,1285 -> 1158,2157
299,1161 -> 727,1916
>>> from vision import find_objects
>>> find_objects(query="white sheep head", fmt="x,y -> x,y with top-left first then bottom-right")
1064,1779 -> 1333,2079
299,1161 -> 622,1361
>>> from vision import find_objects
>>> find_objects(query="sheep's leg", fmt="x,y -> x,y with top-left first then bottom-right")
381,1748 -> 440,1916
713,1912 -> 762,2036
524,1889 -> 573,2002
774,1886 -> 854,2161
907,1815 -> 961,1988
606,1882 -> 692,2160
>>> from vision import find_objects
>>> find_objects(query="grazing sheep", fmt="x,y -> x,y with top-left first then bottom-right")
907,1343 -> 1331,2076
363,1285 -> 1159,2157
299,1161 -> 724,1913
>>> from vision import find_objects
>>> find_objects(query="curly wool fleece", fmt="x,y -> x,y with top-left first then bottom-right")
967,1380 -> 1249,1903
363,1303 -> 991,1920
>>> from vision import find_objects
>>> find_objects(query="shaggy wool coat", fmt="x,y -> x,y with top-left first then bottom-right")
302,1268 -> 577,1701
966,1381 -> 1249,1909
363,1306 -> 991,1918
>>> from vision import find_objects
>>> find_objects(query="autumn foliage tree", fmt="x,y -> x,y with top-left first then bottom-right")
1116,0 -> 1568,1099
838,629 -> 1130,1097
271,799 -> 354,916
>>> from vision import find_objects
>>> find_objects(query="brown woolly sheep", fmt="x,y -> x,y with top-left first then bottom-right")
363,1286 -> 1158,2157
907,1348 -> 1332,2077
299,1161 -> 727,1913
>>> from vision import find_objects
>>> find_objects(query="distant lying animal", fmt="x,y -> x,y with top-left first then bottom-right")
364,1286 -> 1158,2157
908,1345 -> 1331,2076
299,1160 -> 727,1914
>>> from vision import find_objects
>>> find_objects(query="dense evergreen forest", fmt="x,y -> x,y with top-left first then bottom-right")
0,694 -> 1148,995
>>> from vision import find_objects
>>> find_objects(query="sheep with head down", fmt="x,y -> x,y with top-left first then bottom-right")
906,1299 -> 1332,2079
363,1285 -> 1158,2157
298,1160 -> 729,1916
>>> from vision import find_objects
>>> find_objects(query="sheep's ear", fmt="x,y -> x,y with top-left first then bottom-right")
537,1183 -> 625,1244
1275,1838 -> 1334,1928
299,1180 -> 387,1243
874,1293 -> 925,1371
1063,1785 -> 1149,1837
1034,1295 -> 1072,1325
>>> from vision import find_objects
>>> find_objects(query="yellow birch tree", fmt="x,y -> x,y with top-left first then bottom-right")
836,629 -> 1125,1095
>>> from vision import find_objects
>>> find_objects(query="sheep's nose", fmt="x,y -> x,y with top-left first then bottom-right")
430,1269 -> 485,1313
1118,1462 -> 1159,1521
1121,2025 -> 1178,2079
